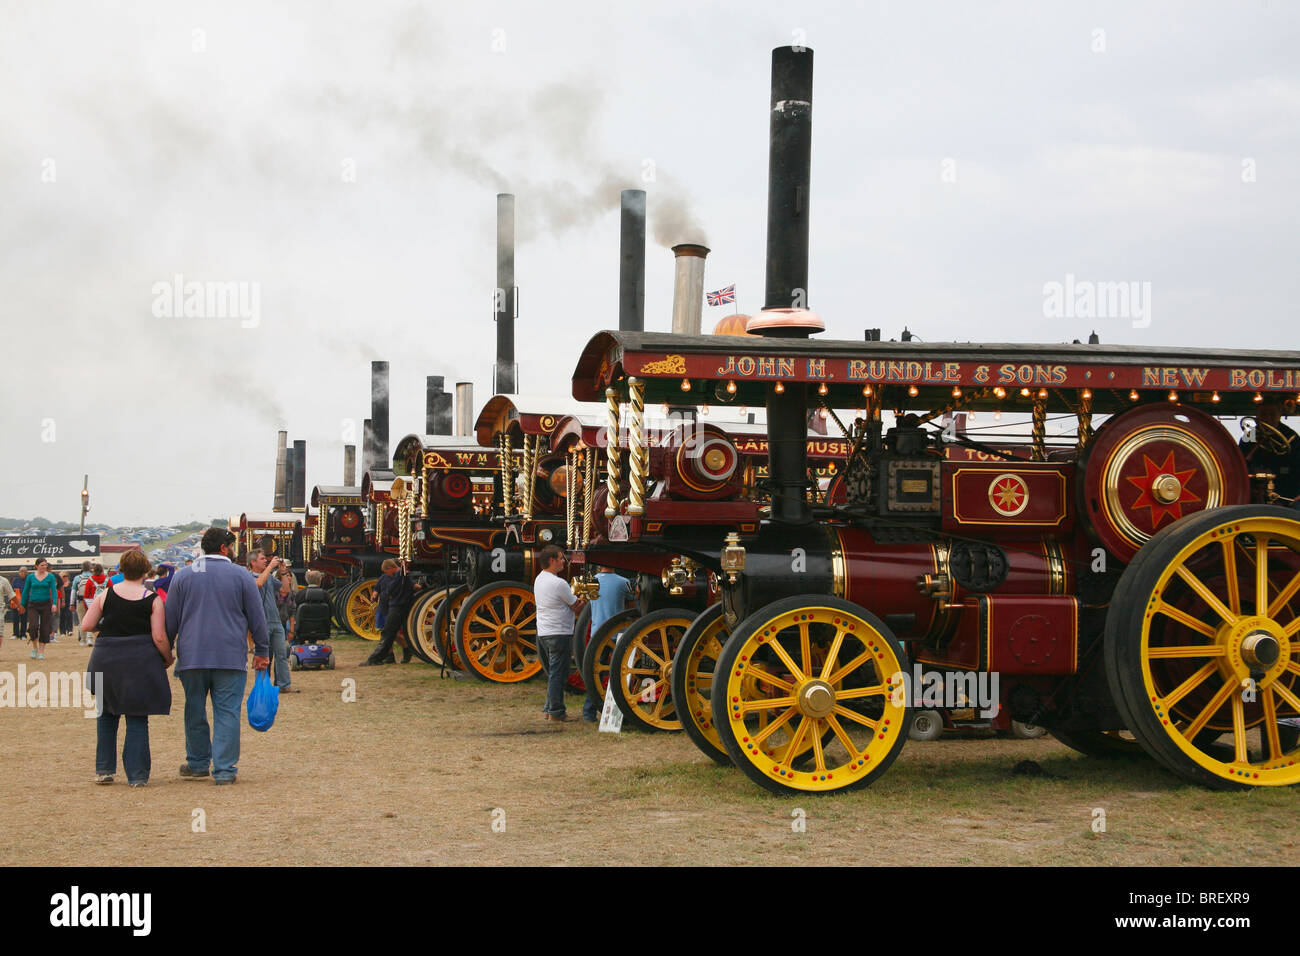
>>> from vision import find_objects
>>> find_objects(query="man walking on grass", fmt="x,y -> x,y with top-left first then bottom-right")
165,528 -> 268,785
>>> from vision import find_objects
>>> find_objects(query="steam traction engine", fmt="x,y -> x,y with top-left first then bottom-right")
390,432 -> 508,669
573,328 -> 1300,794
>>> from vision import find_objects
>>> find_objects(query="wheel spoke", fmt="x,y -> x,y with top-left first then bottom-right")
649,683 -> 668,718
1221,538 -> 1241,616
744,666 -> 794,692
831,704 -> 878,729
819,628 -> 847,681
833,683 -> 887,701
482,601 -> 502,626
1262,688 -> 1283,759
739,695 -> 797,714
1267,568 -> 1300,619
810,719 -> 826,772
1154,603 -> 1220,639
827,648 -> 874,686
1174,566 -> 1236,624
1231,692 -> 1248,764
751,706 -> 797,745
1146,644 -> 1225,659
635,640 -> 665,668
516,610 -> 536,631
1161,661 -> 1219,710
1271,679 -> 1300,713
765,637 -> 805,682
825,714 -> 861,760
799,622 -> 811,677
1184,677 -> 1236,739
783,716 -> 810,761
1255,536 -> 1270,617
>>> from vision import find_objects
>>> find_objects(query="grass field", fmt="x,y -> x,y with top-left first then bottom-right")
1,632 -> 1294,866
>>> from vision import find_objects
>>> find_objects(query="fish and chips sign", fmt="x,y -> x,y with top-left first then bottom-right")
0,535 -> 101,564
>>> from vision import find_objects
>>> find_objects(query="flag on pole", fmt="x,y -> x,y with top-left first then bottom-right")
706,284 -> 736,307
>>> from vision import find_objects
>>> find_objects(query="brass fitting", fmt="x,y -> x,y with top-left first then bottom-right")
917,572 -> 951,601
571,575 -> 601,601
660,555 -> 699,596
720,532 -> 746,585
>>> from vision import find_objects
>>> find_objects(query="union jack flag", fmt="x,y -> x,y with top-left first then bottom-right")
706,284 -> 735,306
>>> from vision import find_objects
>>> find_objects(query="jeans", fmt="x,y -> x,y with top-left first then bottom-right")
539,632 -> 572,717
179,669 -> 247,781
366,604 -> 409,663
96,713 -> 151,783
268,625 -> 290,688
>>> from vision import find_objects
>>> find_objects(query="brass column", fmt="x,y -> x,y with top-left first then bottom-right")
627,377 -> 646,516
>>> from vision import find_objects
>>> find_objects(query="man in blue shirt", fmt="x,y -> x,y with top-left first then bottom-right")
583,567 -> 634,722
165,528 -> 269,785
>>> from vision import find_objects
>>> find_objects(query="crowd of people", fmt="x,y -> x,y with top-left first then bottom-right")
8,526 -> 637,785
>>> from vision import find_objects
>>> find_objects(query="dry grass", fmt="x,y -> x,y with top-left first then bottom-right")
1,634 -> 1294,866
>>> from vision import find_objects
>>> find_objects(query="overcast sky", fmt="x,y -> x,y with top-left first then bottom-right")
3,0 -> 1297,526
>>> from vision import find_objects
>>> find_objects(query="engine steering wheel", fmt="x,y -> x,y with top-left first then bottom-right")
1243,417 -> 1294,456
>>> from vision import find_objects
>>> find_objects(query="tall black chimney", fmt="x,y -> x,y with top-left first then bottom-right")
427,375 -> 453,435
753,46 -> 819,524
283,440 -> 296,514
494,193 -> 517,393
344,444 -> 356,486
619,189 -> 646,332
371,361 -> 390,471
292,440 -> 306,511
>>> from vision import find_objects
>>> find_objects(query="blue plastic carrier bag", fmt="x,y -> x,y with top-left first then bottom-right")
246,669 -> 279,732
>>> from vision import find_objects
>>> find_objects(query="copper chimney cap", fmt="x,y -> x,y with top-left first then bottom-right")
746,307 -> 825,336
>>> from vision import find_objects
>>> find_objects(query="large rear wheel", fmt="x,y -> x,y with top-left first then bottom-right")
343,578 -> 382,641
434,585 -> 470,670
1105,505 -> 1300,788
453,582 -> 540,683
406,588 -> 450,666
670,605 -> 732,764
610,609 -> 694,732
711,596 -> 911,794
582,609 -> 639,714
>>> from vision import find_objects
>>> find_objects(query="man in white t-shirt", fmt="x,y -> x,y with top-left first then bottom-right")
533,545 -> 585,723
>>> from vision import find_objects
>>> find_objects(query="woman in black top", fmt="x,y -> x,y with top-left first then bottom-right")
81,550 -> 174,787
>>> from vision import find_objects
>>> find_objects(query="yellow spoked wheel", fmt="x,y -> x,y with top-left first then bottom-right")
434,585 -> 470,670
1106,505 -> 1300,788
453,582 -> 540,683
671,605 -> 732,763
711,595 -> 911,794
344,577 -> 382,641
406,587 -> 450,666
582,609 -> 639,712
610,609 -> 694,732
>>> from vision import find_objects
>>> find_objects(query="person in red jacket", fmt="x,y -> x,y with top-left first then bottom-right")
81,564 -> 111,647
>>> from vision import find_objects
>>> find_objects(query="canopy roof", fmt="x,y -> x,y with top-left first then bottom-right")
573,330 -> 1300,415
310,485 -> 363,507
474,394 -> 606,445
240,512 -> 302,530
